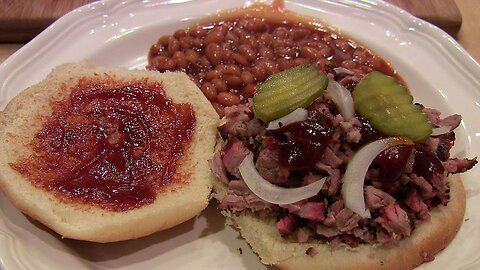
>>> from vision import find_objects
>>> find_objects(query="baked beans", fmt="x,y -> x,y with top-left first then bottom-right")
147,16 -> 395,117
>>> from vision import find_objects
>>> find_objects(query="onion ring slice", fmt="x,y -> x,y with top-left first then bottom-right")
325,80 -> 355,121
239,154 -> 326,205
266,108 -> 308,130
341,137 -> 413,218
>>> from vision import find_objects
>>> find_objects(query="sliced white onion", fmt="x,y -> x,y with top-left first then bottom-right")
333,67 -> 355,75
325,80 -> 355,121
239,154 -> 326,205
431,126 -> 452,136
266,108 -> 308,130
341,137 -> 413,218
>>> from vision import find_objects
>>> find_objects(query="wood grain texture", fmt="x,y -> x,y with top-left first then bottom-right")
0,0 -> 94,42
454,0 -> 480,63
0,0 -> 463,42
385,0 -> 462,35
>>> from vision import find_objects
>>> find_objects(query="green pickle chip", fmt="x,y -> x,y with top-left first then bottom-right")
253,64 -> 328,123
353,71 -> 432,142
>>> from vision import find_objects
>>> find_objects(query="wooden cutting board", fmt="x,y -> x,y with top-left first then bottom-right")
0,0 -> 462,42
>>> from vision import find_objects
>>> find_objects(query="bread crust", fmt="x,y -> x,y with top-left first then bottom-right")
215,174 -> 465,270
0,62 -> 219,243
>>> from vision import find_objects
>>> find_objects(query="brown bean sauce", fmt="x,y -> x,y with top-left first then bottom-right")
11,78 -> 196,211
147,4 -> 397,117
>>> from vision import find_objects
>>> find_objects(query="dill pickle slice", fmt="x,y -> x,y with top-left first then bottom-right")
353,71 -> 432,142
253,64 -> 328,122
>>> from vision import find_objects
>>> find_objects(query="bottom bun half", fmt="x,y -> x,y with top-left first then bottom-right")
213,174 -> 465,270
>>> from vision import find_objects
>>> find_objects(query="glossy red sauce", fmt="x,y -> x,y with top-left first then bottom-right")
413,149 -> 445,181
271,110 -> 334,170
11,78 -> 196,211
373,144 -> 413,182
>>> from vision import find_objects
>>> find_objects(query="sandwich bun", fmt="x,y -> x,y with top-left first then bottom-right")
213,173 -> 465,270
0,62 -> 219,243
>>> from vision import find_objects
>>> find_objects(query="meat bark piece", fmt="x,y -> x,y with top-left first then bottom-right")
444,157 -> 478,174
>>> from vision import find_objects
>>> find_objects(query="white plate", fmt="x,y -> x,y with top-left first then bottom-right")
1,0 -> 480,269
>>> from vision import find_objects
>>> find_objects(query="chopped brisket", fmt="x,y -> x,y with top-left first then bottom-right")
209,152 -> 229,184
436,132 -> 455,161
319,147 -> 343,168
298,202 -> 326,222
338,116 -> 362,143
277,215 -> 296,236
423,108 -> 441,124
219,104 -> 264,140
405,188 -> 429,219
444,157 -> 478,174
438,114 -> 461,129
316,223 -> 340,238
323,169 -> 341,195
221,180 -> 275,213
364,186 -> 396,210
377,204 -> 412,237
255,145 -> 282,184
297,227 -> 313,243
215,101 -> 476,249
409,173 -> 435,199
222,140 -> 251,179
335,208 -> 362,232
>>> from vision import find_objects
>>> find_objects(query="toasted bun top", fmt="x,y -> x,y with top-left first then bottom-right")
0,62 -> 219,242
214,174 -> 465,270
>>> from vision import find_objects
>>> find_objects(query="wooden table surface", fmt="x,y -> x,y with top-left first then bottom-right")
1,0 -> 479,64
